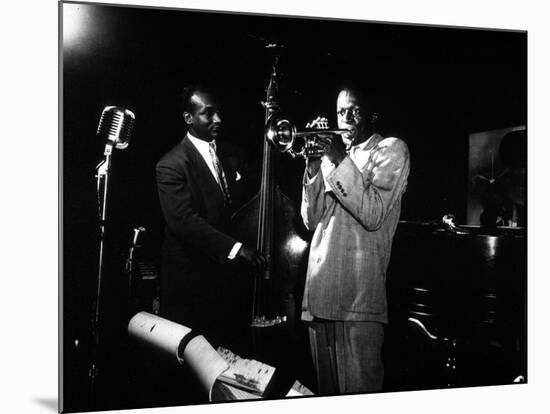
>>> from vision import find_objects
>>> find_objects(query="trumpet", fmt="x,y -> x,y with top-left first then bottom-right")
265,115 -> 349,158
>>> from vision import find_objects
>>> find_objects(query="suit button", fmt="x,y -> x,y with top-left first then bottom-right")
316,257 -> 322,264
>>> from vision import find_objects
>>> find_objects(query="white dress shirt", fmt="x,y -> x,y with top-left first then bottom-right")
187,132 -> 222,186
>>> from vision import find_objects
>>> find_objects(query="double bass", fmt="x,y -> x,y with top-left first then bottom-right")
230,49 -> 310,371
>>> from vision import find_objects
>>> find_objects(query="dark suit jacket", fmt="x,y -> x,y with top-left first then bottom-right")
156,135 -> 251,348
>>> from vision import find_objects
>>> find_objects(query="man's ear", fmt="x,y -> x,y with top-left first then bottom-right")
183,111 -> 193,126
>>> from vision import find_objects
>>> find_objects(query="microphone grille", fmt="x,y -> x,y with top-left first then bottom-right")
97,106 -> 135,149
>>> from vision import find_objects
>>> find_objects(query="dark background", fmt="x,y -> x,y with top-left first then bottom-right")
61,2 -> 526,412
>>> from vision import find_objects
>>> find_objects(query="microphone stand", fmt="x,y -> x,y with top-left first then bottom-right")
89,141 -> 114,407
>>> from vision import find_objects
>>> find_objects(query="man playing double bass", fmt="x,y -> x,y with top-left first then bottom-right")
300,84 -> 410,394
156,84 -> 266,353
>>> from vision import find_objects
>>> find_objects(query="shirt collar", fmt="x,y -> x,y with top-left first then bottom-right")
187,132 -> 216,152
349,133 -> 382,153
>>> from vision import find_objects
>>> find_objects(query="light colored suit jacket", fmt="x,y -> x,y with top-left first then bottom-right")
301,133 -> 410,323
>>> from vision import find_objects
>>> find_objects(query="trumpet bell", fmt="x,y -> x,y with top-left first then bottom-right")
265,116 -> 296,153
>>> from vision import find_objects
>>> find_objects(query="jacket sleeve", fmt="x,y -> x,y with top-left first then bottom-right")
326,138 -> 410,231
156,160 -> 237,264
300,168 -> 328,231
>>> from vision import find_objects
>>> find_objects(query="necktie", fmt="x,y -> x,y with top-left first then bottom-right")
209,141 -> 231,205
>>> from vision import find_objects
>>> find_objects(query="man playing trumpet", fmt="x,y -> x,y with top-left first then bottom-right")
300,84 -> 410,394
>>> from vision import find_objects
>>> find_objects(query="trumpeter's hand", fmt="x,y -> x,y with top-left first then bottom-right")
315,134 -> 347,167
304,116 -> 329,177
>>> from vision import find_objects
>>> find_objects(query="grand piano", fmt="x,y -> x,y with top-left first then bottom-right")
384,218 -> 526,391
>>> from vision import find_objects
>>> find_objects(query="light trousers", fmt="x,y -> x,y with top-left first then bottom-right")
308,319 -> 384,394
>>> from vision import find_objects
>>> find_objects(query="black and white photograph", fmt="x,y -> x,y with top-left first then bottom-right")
59,0 -> 531,412
5,0 -> 550,413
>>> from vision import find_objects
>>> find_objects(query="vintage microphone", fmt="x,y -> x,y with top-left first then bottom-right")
90,106 -> 135,405
97,106 -> 134,149
95,106 -> 135,234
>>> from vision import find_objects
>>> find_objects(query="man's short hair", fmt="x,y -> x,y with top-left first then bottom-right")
337,81 -> 381,129
337,81 -> 365,101
180,83 -> 215,114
